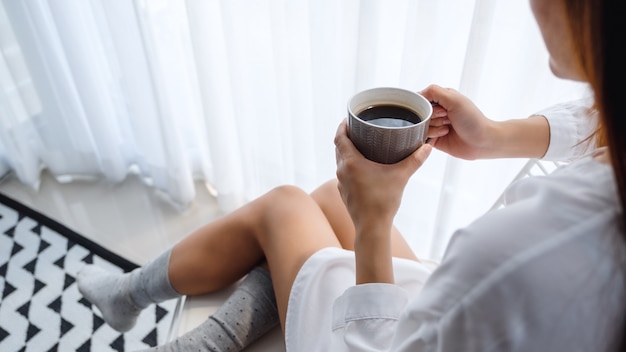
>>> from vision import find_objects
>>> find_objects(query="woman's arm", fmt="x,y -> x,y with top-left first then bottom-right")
487,115 -> 550,159
334,119 -> 432,284
422,84 -> 551,160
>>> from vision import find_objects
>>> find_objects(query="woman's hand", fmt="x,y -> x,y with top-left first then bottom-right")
421,84 -> 497,160
334,119 -> 431,284
421,84 -> 550,159
334,119 -> 432,231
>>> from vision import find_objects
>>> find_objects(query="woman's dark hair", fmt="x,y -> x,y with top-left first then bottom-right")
566,2 -> 625,212
565,0 -> 626,349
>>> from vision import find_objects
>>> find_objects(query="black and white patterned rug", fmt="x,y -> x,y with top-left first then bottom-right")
0,193 -> 180,351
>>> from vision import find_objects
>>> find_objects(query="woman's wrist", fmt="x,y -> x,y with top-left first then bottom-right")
354,228 -> 394,284
352,217 -> 395,284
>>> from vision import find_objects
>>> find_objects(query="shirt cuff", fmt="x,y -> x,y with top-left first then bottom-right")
332,283 -> 408,330
535,98 -> 596,161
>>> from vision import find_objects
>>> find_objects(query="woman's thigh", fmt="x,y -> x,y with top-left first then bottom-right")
169,184 -> 341,332
249,185 -> 342,331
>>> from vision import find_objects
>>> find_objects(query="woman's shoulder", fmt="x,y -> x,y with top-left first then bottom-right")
425,150 -> 620,309
446,150 -> 619,270
404,153 -> 624,349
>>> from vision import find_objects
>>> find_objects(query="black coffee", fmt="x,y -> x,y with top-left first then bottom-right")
357,105 -> 421,127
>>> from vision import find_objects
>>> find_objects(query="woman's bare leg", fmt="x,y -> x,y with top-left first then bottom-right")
168,185 -> 341,330
310,179 -> 418,261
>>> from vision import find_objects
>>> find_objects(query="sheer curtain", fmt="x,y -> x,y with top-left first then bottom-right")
0,0 -> 587,259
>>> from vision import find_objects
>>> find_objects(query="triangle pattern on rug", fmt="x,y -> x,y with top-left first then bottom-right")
0,327 -> 8,343
0,193 -> 179,351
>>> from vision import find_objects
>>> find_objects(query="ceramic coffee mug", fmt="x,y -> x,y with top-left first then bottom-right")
347,87 -> 432,164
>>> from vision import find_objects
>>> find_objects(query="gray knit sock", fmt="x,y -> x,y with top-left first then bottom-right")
77,249 -> 180,332
141,266 -> 279,352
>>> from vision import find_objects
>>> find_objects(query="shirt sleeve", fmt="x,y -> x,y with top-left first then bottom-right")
537,97 -> 597,161
331,283 -> 409,351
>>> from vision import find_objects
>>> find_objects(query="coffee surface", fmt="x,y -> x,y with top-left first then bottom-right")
357,105 -> 421,126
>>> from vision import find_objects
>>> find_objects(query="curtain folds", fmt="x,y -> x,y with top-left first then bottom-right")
0,0 -> 587,259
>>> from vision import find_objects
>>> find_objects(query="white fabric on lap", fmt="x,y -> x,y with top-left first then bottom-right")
285,247 -> 434,351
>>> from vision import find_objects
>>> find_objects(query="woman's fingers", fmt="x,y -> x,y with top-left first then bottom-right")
427,125 -> 450,139
399,143 -> 432,178
334,119 -> 354,157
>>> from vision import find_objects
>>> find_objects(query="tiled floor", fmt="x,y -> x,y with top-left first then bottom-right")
0,170 -> 285,350
0,170 -> 221,266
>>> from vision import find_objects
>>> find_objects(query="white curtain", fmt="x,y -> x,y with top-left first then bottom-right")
0,0 -> 587,259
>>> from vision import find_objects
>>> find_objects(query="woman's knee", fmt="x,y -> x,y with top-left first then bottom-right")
258,185 -> 318,221
267,184 -> 311,204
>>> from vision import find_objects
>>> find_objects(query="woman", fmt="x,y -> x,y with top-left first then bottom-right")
78,0 -> 625,350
